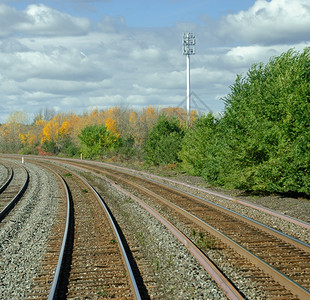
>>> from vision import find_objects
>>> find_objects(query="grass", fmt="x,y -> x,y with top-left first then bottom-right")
194,231 -> 217,250
156,260 -> 160,271
97,286 -> 107,296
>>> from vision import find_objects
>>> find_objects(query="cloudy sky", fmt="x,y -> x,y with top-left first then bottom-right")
1,0 -> 310,123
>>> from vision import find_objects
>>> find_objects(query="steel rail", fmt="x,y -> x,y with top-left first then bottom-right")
0,165 -> 29,222
48,170 -> 71,300
0,166 -> 13,194
47,167 -> 142,299
14,157 -> 142,299
160,178 -> 310,231
100,172 -> 245,300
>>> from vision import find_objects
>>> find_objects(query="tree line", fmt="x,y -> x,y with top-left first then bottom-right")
0,106 -> 194,159
1,48 -> 309,195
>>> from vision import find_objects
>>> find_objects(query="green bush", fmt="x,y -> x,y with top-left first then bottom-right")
78,124 -> 120,159
42,140 -> 58,154
59,138 -> 79,157
219,48 -> 310,193
143,114 -> 184,165
179,113 -> 217,176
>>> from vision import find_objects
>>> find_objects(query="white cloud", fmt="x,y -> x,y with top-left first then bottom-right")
24,4 -> 90,36
97,15 -> 126,33
0,1 -> 310,122
0,39 -> 30,52
219,0 -> 310,45
0,3 -> 90,37
0,4 -> 28,37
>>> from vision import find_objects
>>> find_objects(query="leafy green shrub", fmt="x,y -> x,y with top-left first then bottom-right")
59,138 -> 79,157
143,114 -> 184,165
179,113 -> 217,176
42,140 -> 58,154
220,48 -> 310,193
78,124 -> 120,159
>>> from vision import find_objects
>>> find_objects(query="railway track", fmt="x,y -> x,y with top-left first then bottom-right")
103,163 -> 310,231
0,159 -> 29,222
45,158 -> 310,299
2,155 -> 309,299
25,161 -> 141,299
3,156 -> 240,298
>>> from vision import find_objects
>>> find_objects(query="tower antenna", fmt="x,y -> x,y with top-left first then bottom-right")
182,32 -> 196,126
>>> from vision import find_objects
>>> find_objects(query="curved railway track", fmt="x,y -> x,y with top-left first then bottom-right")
2,155 -> 309,299
2,157 -> 243,298
25,161 -> 141,299
0,160 -> 29,222
43,158 -> 310,299
102,163 -> 310,231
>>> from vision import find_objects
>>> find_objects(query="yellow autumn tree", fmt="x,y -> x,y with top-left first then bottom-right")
41,119 -> 59,144
0,112 -> 27,153
105,117 -> 119,137
144,105 -> 157,126
19,133 -> 37,147
58,120 -> 69,136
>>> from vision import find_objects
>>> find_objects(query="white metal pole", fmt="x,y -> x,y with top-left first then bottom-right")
187,54 -> 190,126
183,32 -> 195,126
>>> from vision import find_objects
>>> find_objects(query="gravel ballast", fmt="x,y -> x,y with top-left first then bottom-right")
0,160 -> 60,300
0,163 -> 8,185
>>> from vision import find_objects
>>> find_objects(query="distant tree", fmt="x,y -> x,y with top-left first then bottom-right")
0,112 -> 27,153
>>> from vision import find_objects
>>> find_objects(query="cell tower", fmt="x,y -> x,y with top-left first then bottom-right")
183,32 -> 196,125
